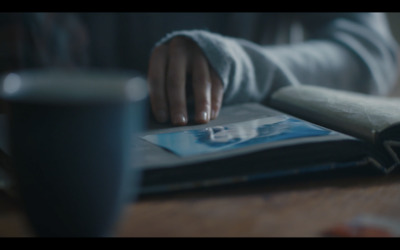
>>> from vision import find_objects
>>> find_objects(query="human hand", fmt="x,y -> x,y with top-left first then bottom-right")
147,36 -> 223,126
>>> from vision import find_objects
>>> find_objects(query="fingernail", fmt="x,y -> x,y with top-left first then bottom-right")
172,113 -> 187,126
211,110 -> 216,120
156,110 -> 168,123
197,111 -> 209,123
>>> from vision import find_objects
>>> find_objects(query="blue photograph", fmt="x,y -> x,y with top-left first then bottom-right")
142,116 -> 334,157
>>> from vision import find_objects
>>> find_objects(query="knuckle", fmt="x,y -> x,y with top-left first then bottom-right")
168,37 -> 188,51
212,97 -> 222,107
147,74 -> 163,90
214,83 -> 224,95
168,94 -> 186,109
148,86 -> 164,99
166,73 -> 183,89
211,102 -> 221,113
192,76 -> 210,88
212,89 -> 224,106
151,44 -> 167,58
200,99 -> 212,108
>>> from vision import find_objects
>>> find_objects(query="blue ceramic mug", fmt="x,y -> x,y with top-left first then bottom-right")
0,69 -> 147,237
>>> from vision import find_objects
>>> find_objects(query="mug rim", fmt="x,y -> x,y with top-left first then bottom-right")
0,69 -> 148,104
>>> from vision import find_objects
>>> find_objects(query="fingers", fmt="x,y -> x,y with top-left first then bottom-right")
192,48 -> 211,124
166,38 -> 188,126
210,70 -> 224,120
148,36 -> 224,126
147,44 -> 169,123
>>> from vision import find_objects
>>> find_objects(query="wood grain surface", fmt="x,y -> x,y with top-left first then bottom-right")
1,169 -> 400,237
116,173 -> 400,237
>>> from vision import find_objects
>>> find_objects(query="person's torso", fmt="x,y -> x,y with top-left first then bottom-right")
79,13 -> 303,74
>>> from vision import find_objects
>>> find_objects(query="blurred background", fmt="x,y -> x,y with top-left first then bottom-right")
387,13 -> 400,96
388,13 -> 400,44
0,12 -> 399,98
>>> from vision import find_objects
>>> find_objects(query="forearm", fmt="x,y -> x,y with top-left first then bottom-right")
157,13 -> 398,106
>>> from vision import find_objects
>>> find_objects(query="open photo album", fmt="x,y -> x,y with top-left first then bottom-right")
135,85 -> 400,194
1,85 -> 399,196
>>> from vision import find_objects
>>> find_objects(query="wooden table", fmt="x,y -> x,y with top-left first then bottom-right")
1,168 -> 400,237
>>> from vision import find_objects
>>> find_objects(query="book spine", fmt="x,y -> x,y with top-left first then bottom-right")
369,140 -> 400,174
139,159 -> 370,195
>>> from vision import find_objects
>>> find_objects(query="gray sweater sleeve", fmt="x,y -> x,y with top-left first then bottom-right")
156,13 -> 399,106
